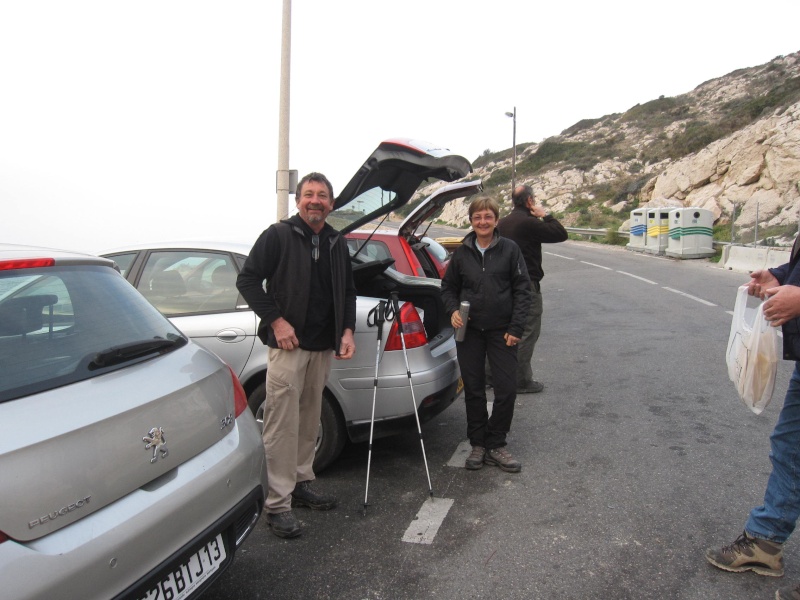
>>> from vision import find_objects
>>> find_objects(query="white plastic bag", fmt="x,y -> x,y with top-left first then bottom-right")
726,284 -> 780,414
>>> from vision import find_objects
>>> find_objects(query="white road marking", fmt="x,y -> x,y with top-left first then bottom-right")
402,497 -> 454,544
448,440 -> 473,467
662,287 -> 717,306
548,248 -> 730,313
580,260 -> 613,271
617,271 -> 658,285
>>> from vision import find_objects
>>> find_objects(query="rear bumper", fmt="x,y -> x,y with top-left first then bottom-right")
0,413 -> 267,600
346,378 -> 462,443
113,486 -> 264,600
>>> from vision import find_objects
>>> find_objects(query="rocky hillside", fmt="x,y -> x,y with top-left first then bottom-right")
423,51 -> 800,245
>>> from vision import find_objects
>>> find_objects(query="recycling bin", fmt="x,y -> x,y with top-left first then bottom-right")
644,209 -> 670,255
666,207 -> 715,258
626,208 -> 647,252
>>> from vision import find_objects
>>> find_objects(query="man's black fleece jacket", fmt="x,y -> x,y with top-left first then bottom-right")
236,215 -> 357,354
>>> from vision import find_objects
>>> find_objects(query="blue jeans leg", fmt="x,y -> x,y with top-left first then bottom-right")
746,362 -> 800,543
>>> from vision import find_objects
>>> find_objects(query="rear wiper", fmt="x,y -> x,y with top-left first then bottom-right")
88,335 -> 186,370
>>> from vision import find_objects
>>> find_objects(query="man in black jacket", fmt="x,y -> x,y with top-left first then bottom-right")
496,184 -> 567,393
237,172 -> 357,539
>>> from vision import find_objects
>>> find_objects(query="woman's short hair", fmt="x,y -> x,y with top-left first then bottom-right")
468,195 -> 500,220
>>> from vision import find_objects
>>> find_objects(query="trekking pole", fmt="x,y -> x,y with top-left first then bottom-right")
389,291 -> 434,501
363,300 -> 387,516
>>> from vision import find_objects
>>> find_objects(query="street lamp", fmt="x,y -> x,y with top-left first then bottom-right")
505,107 -> 516,194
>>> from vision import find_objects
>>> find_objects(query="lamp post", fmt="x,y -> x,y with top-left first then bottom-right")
276,0 -> 292,221
505,107 -> 516,194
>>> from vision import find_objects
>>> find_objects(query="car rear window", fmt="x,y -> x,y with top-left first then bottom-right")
421,237 -> 449,262
346,239 -> 392,262
0,265 -> 185,403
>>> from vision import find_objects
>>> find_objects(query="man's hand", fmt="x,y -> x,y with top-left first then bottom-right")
336,329 -> 356,360
450,310 -> 463,329
504,332 -> 520,347
530,205 -> 547,218
763,285 -> 800,327
271,317 -> 299,350
748,269 -> 780,299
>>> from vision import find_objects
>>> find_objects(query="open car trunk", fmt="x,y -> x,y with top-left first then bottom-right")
352,258 -> 451,345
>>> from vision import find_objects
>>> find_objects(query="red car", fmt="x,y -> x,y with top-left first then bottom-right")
345,180 -> 482,279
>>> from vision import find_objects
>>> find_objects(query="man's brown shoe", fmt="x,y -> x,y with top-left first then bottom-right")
266,510 -> 302,538
705,531 -> 784,577
484,447 -> 522,473
291,480 -> 337,510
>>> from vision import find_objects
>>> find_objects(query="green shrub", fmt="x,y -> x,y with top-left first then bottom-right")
561,118 -> 602,136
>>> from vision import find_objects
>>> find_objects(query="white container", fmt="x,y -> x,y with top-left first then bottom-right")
665,207 -> 715,259
626,208 -> 647,252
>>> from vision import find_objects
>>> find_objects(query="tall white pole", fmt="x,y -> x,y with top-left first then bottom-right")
276,0 -> 291,221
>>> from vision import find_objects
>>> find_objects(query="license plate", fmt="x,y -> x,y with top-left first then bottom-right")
456,377 -> 464,394
138,533 -> 227,600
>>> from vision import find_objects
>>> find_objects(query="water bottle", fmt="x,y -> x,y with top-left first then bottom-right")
454,301 -> 470,342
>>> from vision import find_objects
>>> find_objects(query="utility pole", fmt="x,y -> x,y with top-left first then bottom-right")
276,0 -> 291,221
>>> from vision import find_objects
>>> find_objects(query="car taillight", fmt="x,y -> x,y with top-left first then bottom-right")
384,302 -> 427,350
399,239 -> 425,277
228,366 -> 248,417
0,258 -> 55,271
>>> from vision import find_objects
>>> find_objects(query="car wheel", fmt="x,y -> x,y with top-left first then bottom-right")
314,391 -> 346,473
248,383 -> 346,473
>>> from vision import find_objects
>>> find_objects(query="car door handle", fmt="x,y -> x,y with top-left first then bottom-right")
216,328 -> 246,343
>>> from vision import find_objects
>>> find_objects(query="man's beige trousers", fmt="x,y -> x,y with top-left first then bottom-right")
263,347 -> 332,513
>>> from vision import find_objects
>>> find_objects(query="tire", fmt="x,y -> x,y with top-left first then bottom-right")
247,384 -> 346,474
314,391 -> 346,473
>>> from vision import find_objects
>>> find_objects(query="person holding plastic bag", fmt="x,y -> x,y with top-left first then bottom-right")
726,284 -> 780,414
706,239 -> 800,599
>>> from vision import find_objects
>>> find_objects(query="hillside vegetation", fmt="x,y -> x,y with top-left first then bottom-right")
418,51 -> 800,247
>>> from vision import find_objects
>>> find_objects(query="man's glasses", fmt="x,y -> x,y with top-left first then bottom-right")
312,234 -> 319,262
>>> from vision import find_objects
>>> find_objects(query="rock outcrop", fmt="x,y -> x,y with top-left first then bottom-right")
431,51 -> 800,244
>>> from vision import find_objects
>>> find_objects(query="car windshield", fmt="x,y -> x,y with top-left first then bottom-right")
0,265 -> 186,403
328,186 -> 397,232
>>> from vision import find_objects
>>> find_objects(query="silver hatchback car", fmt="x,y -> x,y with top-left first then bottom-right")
102,139 -> 473,472
0,244 -> 267,600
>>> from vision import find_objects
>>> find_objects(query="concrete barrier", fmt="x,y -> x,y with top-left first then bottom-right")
721,245 -> 790,273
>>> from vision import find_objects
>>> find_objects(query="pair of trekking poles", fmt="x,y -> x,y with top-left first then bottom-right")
363,291 -> 433,515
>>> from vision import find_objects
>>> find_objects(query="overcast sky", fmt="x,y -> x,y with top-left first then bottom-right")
1,0 -> 799,253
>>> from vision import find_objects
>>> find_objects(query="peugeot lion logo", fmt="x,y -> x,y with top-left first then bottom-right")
143,427 -> 169,463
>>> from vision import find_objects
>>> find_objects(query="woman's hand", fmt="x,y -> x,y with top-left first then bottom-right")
451,310 -> 463,329
504,333 -> 520,347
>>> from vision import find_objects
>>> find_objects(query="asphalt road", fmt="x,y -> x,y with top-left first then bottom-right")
203,241 -> 794,600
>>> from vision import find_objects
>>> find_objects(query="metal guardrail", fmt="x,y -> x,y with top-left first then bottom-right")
565,227 -> 629,239
567,227 -> 730,248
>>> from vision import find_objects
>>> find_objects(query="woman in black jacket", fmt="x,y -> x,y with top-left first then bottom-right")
441,195 -> 531,473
